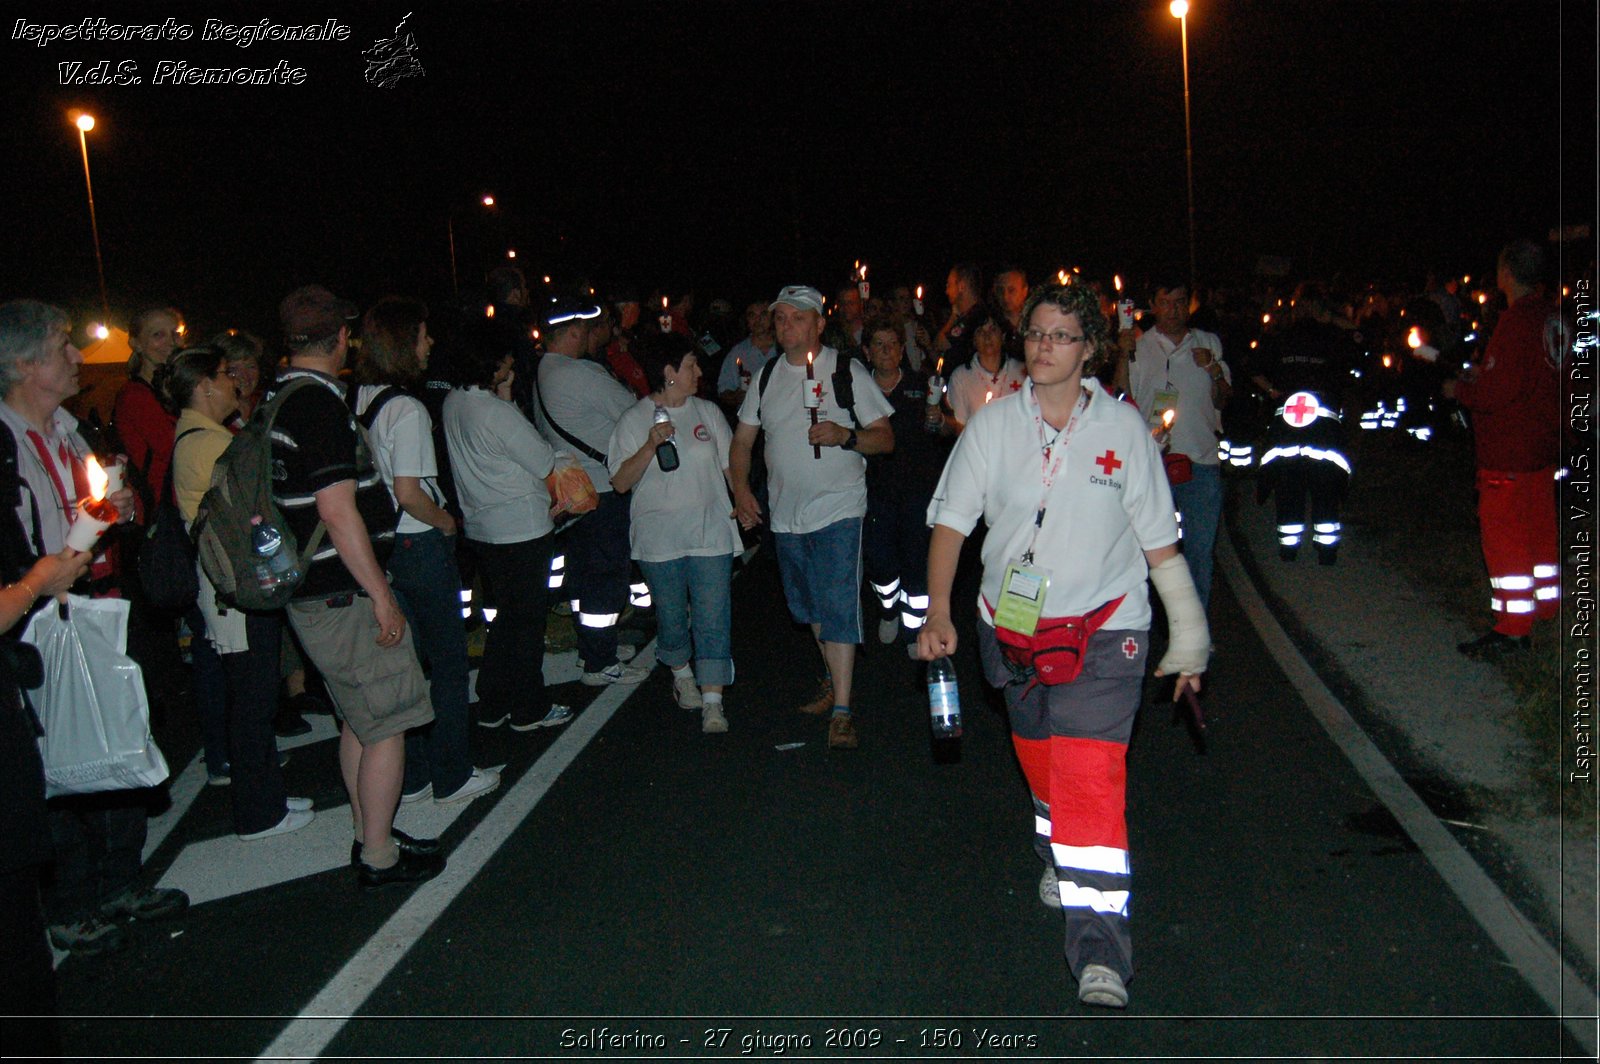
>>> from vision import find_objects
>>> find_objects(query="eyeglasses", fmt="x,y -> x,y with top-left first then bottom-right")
1022,329 -> 1085,348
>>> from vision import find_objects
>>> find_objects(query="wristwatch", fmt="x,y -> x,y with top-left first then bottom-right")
842,429 -> 859,451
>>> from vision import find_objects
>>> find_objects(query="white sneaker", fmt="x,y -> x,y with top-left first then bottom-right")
701,705 -> 728,733
1077,964 -> 1128,1008
286,796 -> 314,813
582,660 -> 653,686
434,768 -> 501,805
400,782 -> 433,805
238,808 -> 315,842
578,644 -> 640,671
877,616 -> 899,644
1039,865 -> 1062,909
672,671 -> 704,709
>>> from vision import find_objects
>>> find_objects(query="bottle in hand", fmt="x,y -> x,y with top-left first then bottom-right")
653,405 -> 680,472
927,654 -> 962,738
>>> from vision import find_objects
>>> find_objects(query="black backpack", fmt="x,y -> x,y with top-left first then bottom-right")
753,351 -> 864,428
137,427 -> 204,611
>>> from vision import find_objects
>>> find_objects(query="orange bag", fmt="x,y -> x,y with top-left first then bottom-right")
545,453 -> 598,528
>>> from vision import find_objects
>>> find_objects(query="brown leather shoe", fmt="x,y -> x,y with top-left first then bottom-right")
827,714 -> 858,749
795,678 -> 834,716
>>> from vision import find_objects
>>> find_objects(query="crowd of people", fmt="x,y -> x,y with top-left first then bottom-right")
0,237 -> 1578,1039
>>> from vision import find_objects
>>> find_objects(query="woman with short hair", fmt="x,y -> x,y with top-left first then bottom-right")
166,344 -> 311,840
608,331 -> 739,733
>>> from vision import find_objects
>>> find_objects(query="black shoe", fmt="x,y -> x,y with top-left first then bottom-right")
1457,630 -> 1530,661
284,691 -> 331,717
273,712 -> 312,738
1278,546 -> 1299,561
349,827 -> 442,867
357,848 -> 445,891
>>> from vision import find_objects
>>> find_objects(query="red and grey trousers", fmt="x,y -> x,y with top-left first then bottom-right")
979,620 -> 1147,983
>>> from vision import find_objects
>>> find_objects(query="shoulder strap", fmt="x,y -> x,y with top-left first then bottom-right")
534,381 -> 608,464
165,426 -> 206,494
832,359 -> 862,428
352,385 -> 404,431
754,356 -> 781,420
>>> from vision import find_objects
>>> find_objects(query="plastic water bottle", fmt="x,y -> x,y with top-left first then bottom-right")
653,406 -> 680,472
251,515 -> 301,591
924,375 -> 944,433
928,655 -> 962,738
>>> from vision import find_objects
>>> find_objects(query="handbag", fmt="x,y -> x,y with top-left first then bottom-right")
993,595 -> 1126,687
138,427 -> 203,610
22,594 -> 169,797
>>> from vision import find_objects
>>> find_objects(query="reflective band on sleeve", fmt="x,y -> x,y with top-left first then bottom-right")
1491,576 -> 1534,591
1534,565 -> 1559,579
578,611 -> 621,628
1536,587 -> 1560,600
1504,600 -> 1535,614
1057,883 -> 1131,916
1051,843 -> 1131,875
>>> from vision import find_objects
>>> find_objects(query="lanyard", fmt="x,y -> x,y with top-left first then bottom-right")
1021,388 -> 1089,565
25,429 -> 89,523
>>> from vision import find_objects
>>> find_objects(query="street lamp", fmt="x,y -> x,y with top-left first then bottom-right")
1170,0 -> 1197,287
448,194 -> 498,298
71,111 -> 110,324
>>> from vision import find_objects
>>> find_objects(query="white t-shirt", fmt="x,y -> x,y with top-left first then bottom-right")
354,386 -> 445,536
607,396 -> 740,562
1129,327 -> 1229,466
947,356 -> 1027,425
534,353 -> 636,493
442,386 -> 556,544
736,347 -> 895,535
927,378 -> 1179,631
716,337 -> 778,393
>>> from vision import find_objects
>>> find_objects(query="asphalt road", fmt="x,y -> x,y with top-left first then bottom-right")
50,547 -> 1583,1060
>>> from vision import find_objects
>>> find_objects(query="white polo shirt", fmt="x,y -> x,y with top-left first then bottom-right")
947,356 -> 1027,425
736,347 -> 894,535
607,395 -> 740,562
1129,327 -> 1229,466
355,386 -> 445,536
534,353 -> 636,493
927,377 -> 1179,630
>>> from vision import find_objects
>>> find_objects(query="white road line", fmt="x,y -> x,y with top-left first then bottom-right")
1221,540 -> 1598,1055
254,639 -> 656,1063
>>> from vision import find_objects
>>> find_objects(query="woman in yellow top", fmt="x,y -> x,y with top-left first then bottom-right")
165,346 -> 312,841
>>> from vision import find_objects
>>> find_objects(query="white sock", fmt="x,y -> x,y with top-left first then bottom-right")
703,691 -> 723,707
671,664 -> 694,680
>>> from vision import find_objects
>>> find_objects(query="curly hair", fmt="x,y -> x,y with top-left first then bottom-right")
1019,284 -> 1111,376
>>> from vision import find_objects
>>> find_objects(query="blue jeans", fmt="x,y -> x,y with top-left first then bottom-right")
638,554 -> 734,686
389,529 -> 473,796
1170,462 -> 1223,609
773,517 -> 864,645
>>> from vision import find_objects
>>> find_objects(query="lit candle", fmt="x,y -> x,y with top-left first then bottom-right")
1406,327 -> 1422,349
857,262 -> 870,301
1162,409 -> 1177,431
485,305 -> 496,319
805,351 -> 821,458
1058,269 -> 1068,286
65,456 -> 120,552
913,285 -> 924,316
659,296 -> 672,334
1113,275 -> 1123,293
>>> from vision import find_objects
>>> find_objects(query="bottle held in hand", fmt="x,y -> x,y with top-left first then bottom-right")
928,654 -> 962,738
652,405 -> 680,472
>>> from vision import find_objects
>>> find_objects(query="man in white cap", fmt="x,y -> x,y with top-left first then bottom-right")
729,285 -> 894,749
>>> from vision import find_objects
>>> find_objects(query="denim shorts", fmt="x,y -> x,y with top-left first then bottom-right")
773,516 -> 863,645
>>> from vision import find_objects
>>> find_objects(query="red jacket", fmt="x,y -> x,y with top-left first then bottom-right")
1455,292 -> 1559,472
113,378 -> 176,516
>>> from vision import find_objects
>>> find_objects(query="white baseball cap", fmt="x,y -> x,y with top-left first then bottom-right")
769,285 -> 825,314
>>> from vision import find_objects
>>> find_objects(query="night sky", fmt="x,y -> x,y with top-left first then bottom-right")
2,0 -> 1592,341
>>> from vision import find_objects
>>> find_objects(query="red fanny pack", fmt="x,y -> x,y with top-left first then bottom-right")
1163,451 -> 1193,485
993,595 -> 1126,686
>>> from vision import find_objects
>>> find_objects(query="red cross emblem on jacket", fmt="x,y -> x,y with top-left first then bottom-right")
1095,450 -> 1122,476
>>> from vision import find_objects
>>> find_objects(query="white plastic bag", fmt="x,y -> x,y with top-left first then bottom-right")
22,594 -> 169,798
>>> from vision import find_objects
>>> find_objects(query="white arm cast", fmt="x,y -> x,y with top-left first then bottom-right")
1149,553 -> 1210,675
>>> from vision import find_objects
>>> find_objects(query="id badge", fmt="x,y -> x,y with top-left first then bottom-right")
1150,387 -> 1179,432
994,561 -> 1050,637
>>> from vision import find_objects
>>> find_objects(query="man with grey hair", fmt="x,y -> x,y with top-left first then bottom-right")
0,299 -> 185,957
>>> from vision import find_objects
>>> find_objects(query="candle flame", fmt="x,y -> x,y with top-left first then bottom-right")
1058,269 -> 1068,285
807,350 -> 814,365
1113,275 -> 1122,292
1161,409 -> 1176,429
1477,293 -> 1487,304
485,305 -> 495,319
1407,327 -> 1422,349
1382,354 -> 1394,369
86,456 -> 108,501
1262,313 -> 1271,324
936,357 -> 944,375
915,285 -> 923,299
662,296 -> 669,309
860,264 -> 868,280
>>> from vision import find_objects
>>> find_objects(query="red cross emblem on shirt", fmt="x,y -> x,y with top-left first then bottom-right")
1282,391 -> 1319,428
1121,636 -> 1139,658
1095,450 -> 1123,476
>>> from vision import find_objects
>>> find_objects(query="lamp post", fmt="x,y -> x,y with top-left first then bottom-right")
71,112 -> 110,324
1170,0 -> 1197,287
448,194 -> 497,298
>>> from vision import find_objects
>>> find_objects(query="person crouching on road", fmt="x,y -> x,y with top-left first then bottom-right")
919,283 -> 1210,1010
607,331 -> 740,733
